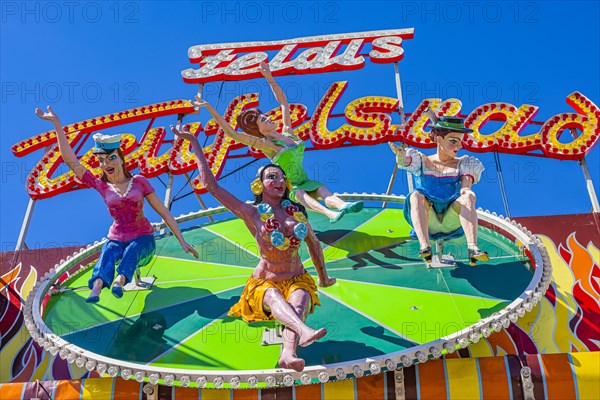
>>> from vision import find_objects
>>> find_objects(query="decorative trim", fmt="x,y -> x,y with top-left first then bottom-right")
107,178 -> 134,199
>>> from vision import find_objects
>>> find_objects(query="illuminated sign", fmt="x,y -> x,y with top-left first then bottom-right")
12,86 -> 599,200
181,29 -> 414,83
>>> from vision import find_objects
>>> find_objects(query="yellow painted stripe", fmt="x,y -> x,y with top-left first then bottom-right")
202,388 -> 231,400
570,352 -> 600,400
445,358 -> 481,400
81,377 -> 115,400
323,379 -> 355,400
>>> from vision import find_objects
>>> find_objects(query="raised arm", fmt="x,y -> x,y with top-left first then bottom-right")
259,62 -> 292,132
305,225 -> 336,288
389,142 -> 412,166
194,96 -> 278,157
35,106 -> 86,179
170,124 -> 256,221
145,192 -> 199,258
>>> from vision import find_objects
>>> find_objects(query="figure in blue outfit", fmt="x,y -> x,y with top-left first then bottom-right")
390,112 -> 489,266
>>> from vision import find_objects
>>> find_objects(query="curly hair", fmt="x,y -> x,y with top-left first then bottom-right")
253,163 -> 307,217
237,108 -> 263,137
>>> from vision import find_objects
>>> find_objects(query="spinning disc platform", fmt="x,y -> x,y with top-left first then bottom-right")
24,195 -> 551,389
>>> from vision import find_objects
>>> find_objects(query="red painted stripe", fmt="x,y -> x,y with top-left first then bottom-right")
356,373 -> 385,400
232,388 -> 259,400
479,356 -> 511,399
260,388 -> 277,400
295,383 -> 322,400
540,353 -> 577,400
112,379 -> 142,400
174,386 -> 199,400
417,359 -> 447,399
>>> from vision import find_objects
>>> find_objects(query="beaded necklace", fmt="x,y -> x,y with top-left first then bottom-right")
257,200 -> 308,251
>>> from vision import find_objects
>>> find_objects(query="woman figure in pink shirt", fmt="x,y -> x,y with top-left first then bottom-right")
36,106 -> 198,303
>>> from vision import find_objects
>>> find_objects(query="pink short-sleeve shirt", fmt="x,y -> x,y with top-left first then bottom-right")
81,170 -> 155,242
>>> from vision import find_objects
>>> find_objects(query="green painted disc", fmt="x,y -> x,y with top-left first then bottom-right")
43,207 -> 531,371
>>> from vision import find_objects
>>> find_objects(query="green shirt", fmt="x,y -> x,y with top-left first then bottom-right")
271,133 -> 323,201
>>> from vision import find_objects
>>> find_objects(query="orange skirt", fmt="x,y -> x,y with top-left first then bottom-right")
228,271 -> 320,323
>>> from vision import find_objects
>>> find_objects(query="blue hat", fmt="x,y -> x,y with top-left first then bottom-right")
92,133 -> 121,154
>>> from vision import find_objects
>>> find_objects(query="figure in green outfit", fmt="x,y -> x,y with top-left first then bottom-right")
195,61 -> 363,223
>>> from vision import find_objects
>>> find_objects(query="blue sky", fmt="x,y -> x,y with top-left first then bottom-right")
1,1 -> 599,251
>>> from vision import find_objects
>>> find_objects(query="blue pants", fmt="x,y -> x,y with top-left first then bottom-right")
88,235 -> 156,289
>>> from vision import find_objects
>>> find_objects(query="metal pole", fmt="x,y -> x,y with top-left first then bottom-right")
579,157 -> 600,212
394,62 -> 414,192
382,165 -> 399,209
494,152 -> 511,218
393,62 -> 405,123
160,173 -> 175,235
383,62 -> 410,208
185,173 -> 214,222
570,129 -> 600,212
15,144 -> 53,251
15,198 -> 36,251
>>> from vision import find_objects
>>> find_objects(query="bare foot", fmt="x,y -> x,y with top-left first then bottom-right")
279,351 -> 305,372
318,276 -> 337,288
298,327 -> 327,347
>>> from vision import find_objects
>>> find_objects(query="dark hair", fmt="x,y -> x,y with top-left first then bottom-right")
237,108 -> 263,137
253,163 -> 307,217
99,148 -> 133,183
428,128 -> 465,142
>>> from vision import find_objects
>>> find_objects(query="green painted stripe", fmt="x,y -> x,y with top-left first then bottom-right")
150,256 -> 254,280
295,208 -> 385,262
318,279 -> 508,344
44,272 -> 250,336
42,207 -> 529,373
298,293 -> 418,366
63,224 -> 261,289
150,317 -> 281,370
305,208 -> 411,266
150,290 -> 419,371
307,208 -> 379,233
318,250 -> 529,300
62,285 -> 244,364
203,218 -> 260,258
158,226 -> 260,266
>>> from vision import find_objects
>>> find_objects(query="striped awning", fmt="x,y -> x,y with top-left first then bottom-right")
1,352 -> 598,399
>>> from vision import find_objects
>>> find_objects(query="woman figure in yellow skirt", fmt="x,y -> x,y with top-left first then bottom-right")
171,124 -> 336,372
